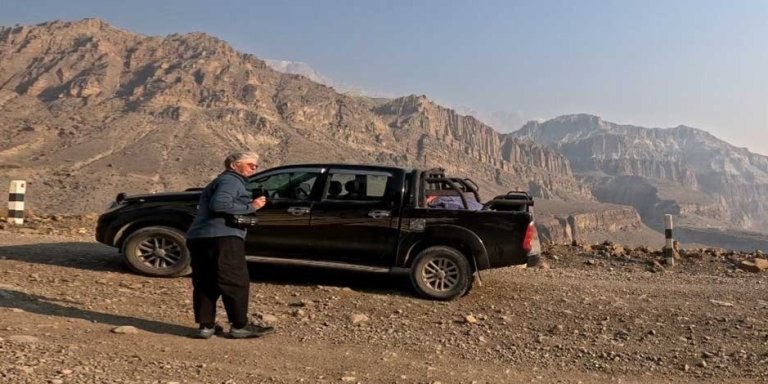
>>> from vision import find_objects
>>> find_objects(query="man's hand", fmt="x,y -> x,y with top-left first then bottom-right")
251,196 -> 267,210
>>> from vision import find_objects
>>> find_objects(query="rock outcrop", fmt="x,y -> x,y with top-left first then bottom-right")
513,114 -> 768,234
534,201 -> 644,245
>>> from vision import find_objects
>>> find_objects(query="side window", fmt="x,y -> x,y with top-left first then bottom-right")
325,171 -> 392,201
366,175 -> 388,197
247,171 -> 320,201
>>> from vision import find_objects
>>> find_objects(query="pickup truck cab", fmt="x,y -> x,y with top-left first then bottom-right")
96,164 -> 540,300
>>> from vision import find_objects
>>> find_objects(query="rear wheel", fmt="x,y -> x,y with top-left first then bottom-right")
410,246 -> 471,300
121,226 -> 191,277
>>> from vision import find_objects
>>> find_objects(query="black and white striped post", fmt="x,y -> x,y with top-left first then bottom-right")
7,180 -> 25,225
663,214 -> 675,266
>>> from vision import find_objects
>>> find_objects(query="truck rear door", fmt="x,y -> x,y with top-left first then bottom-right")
308,168 -> 402,265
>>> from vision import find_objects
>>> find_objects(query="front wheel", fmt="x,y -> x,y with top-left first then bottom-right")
121,226 -> 191,277
410,246 -> 471,300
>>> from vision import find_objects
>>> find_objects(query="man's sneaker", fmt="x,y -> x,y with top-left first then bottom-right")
190,323 -> 224,339
228,324 -> 275,339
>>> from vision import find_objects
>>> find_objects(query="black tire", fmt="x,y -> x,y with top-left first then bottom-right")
121,226 -> 191,277
410,245 -> 471,300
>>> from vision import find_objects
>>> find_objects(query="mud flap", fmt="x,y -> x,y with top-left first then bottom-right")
471,256 -> 483,287
527,253 -> 541,268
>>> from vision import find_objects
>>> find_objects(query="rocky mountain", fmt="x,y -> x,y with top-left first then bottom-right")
511,114 -> 768,235
4,19 -> 764,249
0,19 -> 589,219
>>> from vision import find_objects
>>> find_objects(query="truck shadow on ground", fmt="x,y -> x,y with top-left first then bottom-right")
0,242 -> 416,298
247,264 -> 414,298
0,289 -> 192,336
0,242 -> 125,273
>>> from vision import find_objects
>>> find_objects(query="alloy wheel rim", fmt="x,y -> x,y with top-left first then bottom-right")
136,236 -> 182,269
422,257 -> 460,291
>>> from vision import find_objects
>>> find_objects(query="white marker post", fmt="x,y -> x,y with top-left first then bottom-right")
663,214 -> 674,266
7,180 -> 25,225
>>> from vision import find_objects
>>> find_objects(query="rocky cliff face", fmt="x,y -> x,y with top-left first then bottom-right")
513,114 -> 768,234
373,95 -> 589,199
0,19 -> 590,215
533,200 -> 645,245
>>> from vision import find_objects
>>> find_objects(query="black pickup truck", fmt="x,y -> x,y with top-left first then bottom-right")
96,164 -> 540,300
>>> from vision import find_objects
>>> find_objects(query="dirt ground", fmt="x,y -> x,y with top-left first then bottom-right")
0,219 -> 767,383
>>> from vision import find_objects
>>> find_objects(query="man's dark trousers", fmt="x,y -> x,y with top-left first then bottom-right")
187,236 -> 249,328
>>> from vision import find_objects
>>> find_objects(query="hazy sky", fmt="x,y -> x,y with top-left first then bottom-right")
2,0 -> 766,155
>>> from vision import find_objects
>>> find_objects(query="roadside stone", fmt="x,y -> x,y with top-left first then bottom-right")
8,335 -> 39,343
350,313 -> 369,324
258,313 -> 280,325
647,260 -> 665,273
111,326 -> 139,334
289,299 -> 313,307
570,239 -> 580,247
614,330 -> 630,341
738,259 -> 768,273
709,300 -> 734,307
585,259 -> 596,266
11,365 -> 34,374
463,314 -> 478,324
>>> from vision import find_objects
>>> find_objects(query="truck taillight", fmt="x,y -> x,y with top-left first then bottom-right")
522,222 -> 539,254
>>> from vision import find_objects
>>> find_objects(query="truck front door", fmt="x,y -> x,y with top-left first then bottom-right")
244,167 -> 323,259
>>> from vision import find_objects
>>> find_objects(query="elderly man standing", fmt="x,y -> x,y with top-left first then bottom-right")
186,151 -> 274,339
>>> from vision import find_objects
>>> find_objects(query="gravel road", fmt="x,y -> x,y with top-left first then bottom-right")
0,219 -> 766,383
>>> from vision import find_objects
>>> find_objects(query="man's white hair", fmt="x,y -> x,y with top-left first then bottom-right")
224,151 -> 259,169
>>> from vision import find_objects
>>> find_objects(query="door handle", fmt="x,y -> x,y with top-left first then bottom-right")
287,207 -> 311,216
368,210 -> 391,219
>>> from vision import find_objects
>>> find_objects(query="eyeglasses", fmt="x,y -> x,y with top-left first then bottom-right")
238,162 -> 258,169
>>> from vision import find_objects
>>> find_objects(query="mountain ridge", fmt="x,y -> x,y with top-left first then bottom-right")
511,114 -> 768,233
1,18 -> 766,249
0,18 -> 586,211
